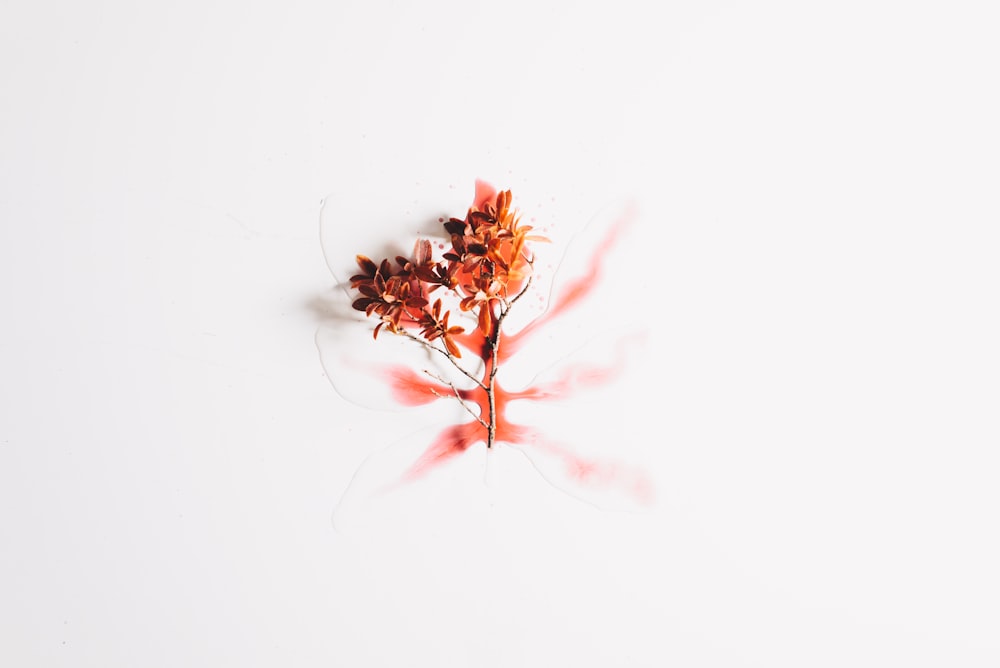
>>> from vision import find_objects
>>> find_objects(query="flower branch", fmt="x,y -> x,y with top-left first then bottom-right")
348,188 -> 545,449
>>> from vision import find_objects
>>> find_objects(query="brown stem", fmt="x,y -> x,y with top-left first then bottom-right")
400,329 -> 487,391
487,308 -> 499,449
485,275 -> 532,449
424,369 -> 488,429
399,274 -> 532,451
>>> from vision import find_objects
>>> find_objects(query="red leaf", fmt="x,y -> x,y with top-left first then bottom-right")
356,255 -> 377,276
414,239 -> 432,265
406,297 -> 428,309
443,335 -> 462,358
477,303 -> 491,334
352,297 -> 375,311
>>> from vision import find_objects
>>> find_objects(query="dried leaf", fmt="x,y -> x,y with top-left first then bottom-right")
477,303 -> 491,334
414,239 -> 432,265
443,335 -> 462,358
352,297 -> 375,311
406,296 -> 428,309
356,255 -> 377,276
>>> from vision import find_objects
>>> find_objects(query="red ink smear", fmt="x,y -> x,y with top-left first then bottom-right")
504,205 -> 636,359
368,185 -> 649,504
401,422 -> 482,480
473,180 -> 497,210
384,366 -> 457,406
508,344 -> 629,401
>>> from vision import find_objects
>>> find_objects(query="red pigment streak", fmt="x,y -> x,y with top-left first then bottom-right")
503,204 -> 636,359
362,185 -> 646,503
472,180 -> 497,210
384,366 -> 461,406
508,340 -> 634,401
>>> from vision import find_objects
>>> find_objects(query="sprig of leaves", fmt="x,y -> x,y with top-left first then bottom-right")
348,188 -> 546,448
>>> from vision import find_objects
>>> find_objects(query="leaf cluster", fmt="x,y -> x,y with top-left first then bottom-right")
349,189 -> 546,356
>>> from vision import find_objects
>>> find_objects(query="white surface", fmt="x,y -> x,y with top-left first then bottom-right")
2,1 -> 998,666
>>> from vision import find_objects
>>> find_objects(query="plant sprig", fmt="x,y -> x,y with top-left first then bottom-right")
349,189 -> 547,448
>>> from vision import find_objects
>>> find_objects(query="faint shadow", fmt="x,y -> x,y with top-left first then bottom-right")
305,289 -> 359,328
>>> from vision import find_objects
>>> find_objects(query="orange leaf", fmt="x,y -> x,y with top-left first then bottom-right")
477,303 -> 491,335
443,335 -> 462,358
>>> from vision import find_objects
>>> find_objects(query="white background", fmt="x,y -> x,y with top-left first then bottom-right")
2,1 -> 998,666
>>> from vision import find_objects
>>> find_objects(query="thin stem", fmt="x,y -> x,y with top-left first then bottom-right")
508,274 -> 534,308
487,309 -> 499,449
485,275 -> 533,449
424,369 -> 488,429
399,329 -> 487,391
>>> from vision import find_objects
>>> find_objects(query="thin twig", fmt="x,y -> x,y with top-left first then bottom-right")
424,369 -> 488,428
508,274 -> 534,308
484,275 -> 533,448
399,329 -> 487,391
